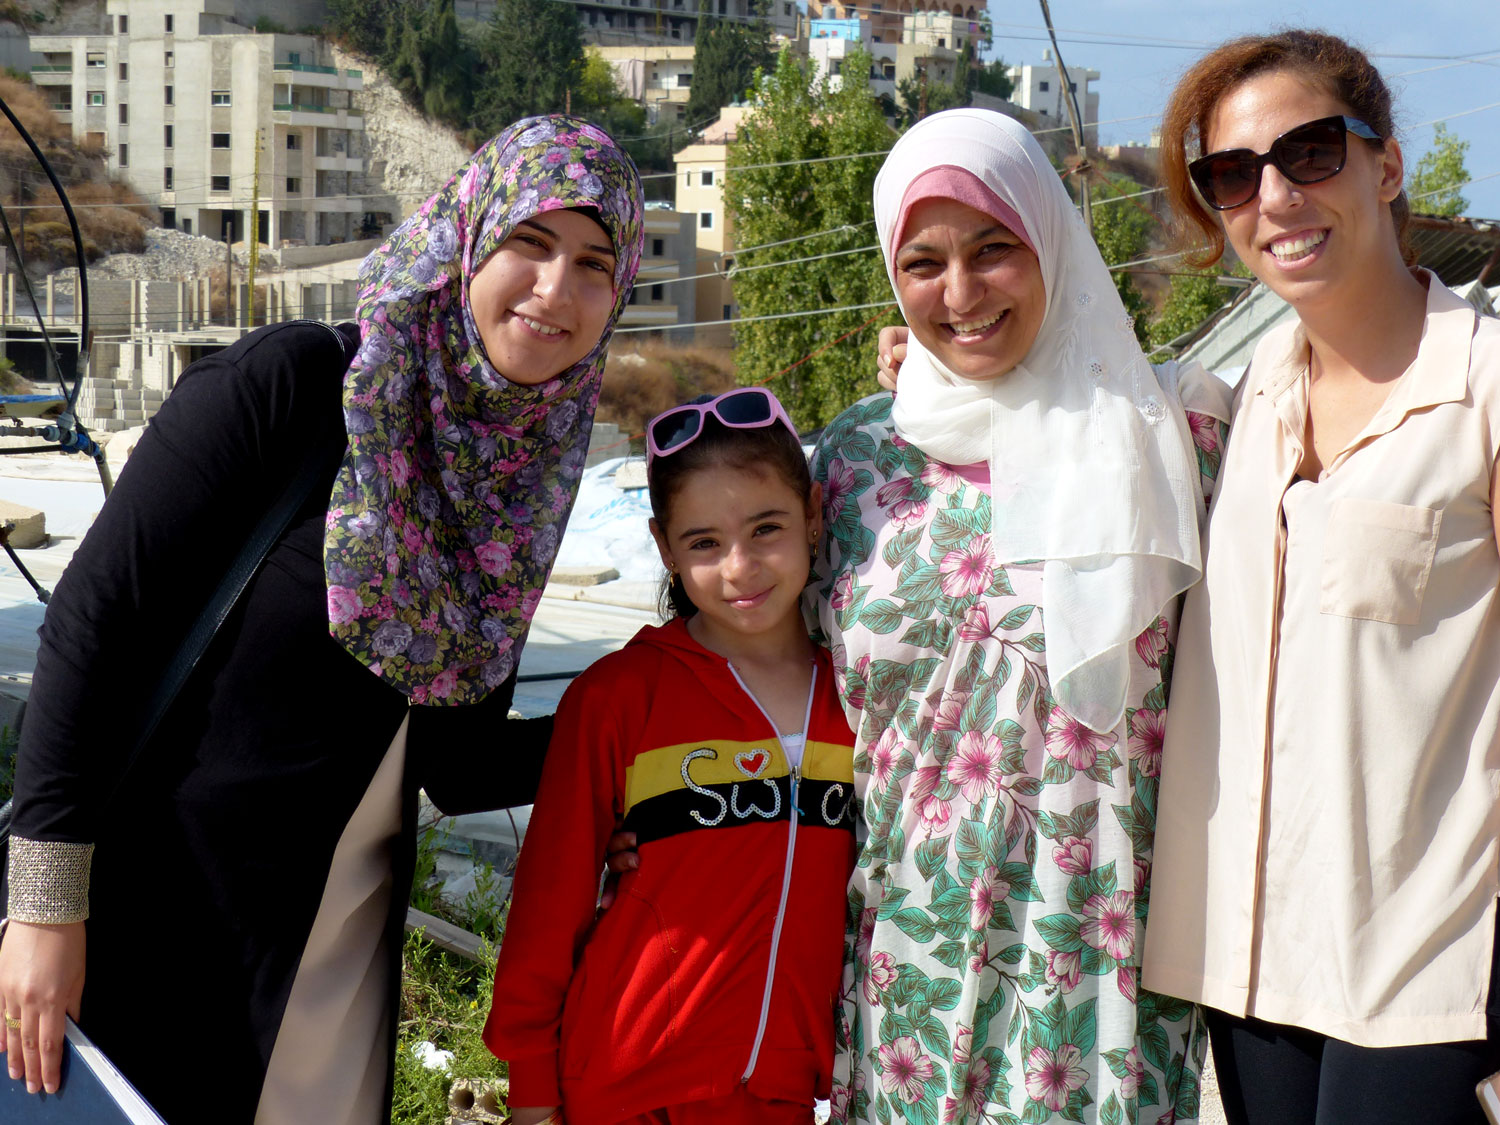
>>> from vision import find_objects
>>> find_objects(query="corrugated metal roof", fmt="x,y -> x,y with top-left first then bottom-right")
1175,214 -> 1500,378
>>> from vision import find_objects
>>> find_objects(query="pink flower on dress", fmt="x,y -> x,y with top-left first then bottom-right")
1129,707 -> 1167,777
946,730 -> 1003,802
327,586 -> 363,625
429,668 -> 458,699
969,865 -> 1010,931
855,906 -> 877,962
1025,1044 -> 1088,1112
878,1036 -> 935,1105
844,652 -> 871,711
1134,855 -> 1150,895
1120,1046 -> 1145,1099
869,727 -> 901,793
943,1054 -> 993,1122
939,536 -> 994,597
1134,615 -> 1170,668
390,448 -> 413,487
952,1025 -> 973,1064
830,571 -> 856,610
1044,705 -> 1115,771
932,691 -> 970,732
1081,891 -> 1136,961
1052,835 -> 1093,876
920,460 -> 963,493
876,476 -> 928,531
1117,965 -> 1139,1002
968,938 -> 988,973
829,1085 -> 851,1124
863,950 -> 899,1003
823,459 -> 858,519
957,602 -> 995,643
909,766 -> 952,836
1188,410 -> 1220,453
1045,949 -> 1083,992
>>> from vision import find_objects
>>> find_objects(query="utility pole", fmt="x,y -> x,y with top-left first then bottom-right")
248,129 -> 261,324
224,217 -> 233,326
1036,0 -> 1091,230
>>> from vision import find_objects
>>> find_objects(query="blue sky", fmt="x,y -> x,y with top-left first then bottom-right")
983,2 -> 1500,217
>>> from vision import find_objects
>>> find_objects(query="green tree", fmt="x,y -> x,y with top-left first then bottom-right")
570,52 -> 681,178
470,0 -> 587,137
385,0 -> 474,125
330,0 -> 412,60
973,57 -> 1014,100
1088,175 -> 1154,345
1406,122 -> 1470,216
685,0 -> 773,126
725,47 -> 898,429
1148,273 -> 1234,352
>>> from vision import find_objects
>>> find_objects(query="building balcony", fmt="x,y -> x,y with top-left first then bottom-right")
636,258 -> 681,280
313,154 -> 363,173
30,65 -> 72,83
272,104 -> 363,129
273,63 -> 364,90
619,304 -> 680,327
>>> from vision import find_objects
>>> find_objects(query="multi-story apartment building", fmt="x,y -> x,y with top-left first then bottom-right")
1006,54 -> 1101,146
454,0 -> 797,46
809,17 -> 897,102
593,44 -> 696,123
31,0 -> 368,248
672,106 -> 748,346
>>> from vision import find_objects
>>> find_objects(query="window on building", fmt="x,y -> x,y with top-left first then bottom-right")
831,59 -> 843,76
883,62 -> 896,79
182,218 -> 191,234
118,103 -> 127,124
651,237 -> 664,256
286,177 -> 301,193
212,133 -> 231,148
86,130 -> 105,147
723,304 -> 732,320
164,50 -> 173,67
677,73 -> 691,87
164,85 -> 173,105
1068,81 -> 1077,93
699,211 -> 713,230
86,52 -> 104,68
937,37 -> 946,47
784,1 -> 792,11
1039,80 -> 1049,91
116,14 -> 127,33
212,90 -> 231,106
700,168 -> 714,187
164,167 -> 173,189
165,13 -> 173,32
211,175 -> 230,192
651,283 -> 663,301
164,124 -> 173,147
87,91 -> 105,107
286,133 -> 301,150
161,207 -> 175,228
117,143 -> 127,166
118,62 -> 127,80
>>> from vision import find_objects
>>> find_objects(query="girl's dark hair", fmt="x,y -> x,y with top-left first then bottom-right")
649,412 -> 813,620
1160,28 -> 1412,268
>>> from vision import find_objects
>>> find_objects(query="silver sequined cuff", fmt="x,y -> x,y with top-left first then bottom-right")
6,837 -> 92,924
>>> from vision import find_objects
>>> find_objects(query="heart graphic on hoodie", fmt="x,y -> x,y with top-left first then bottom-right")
734,749 -> 770,777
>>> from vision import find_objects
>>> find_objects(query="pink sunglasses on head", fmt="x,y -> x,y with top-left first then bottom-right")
645,387 -> 798,466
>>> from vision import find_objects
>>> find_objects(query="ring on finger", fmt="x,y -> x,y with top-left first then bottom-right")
3,1014 -> 19,1031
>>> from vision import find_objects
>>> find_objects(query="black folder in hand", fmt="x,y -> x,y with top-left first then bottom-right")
0,1017 -> 166,1123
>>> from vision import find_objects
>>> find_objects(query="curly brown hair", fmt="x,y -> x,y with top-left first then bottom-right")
1159,28 -> 1410,267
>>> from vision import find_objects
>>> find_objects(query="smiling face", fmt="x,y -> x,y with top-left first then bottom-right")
893,196 -> 1047,382
1205,68 -> 1405,312
466,207 -> 618,385
650,463 -> 821,651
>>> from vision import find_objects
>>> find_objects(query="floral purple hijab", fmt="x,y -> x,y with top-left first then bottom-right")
324,115 -> 644,705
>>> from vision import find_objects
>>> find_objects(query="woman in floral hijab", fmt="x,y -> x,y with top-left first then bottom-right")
327,114 -> 644,704
0,115 -> 643,1125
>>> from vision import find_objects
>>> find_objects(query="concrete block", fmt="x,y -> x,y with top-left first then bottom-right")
447,1077 -> 507,1124
613,459 -> 648,490
0,499 -> 46,549
548,565 -> 620,587
103,424 -> 148,481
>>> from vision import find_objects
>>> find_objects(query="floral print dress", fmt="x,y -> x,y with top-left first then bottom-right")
812,393 -> 1226,1125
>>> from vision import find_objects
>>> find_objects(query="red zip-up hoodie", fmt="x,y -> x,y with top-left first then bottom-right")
484,618 -> 857,1122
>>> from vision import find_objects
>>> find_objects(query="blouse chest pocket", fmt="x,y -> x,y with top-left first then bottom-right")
1320,498 -> 1441,625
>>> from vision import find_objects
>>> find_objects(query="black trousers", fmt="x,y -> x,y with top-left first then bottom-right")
1207,924 -> 1500,1125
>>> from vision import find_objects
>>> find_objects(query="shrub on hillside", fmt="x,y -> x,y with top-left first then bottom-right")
597,342 -> 736,446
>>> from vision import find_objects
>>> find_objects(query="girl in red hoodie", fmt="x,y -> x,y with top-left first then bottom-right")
485,388 -> 858,1124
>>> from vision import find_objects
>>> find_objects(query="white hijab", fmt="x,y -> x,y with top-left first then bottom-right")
877,109 -> 1204,733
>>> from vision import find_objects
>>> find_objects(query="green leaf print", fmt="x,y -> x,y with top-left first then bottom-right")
1078,945 -> 1115,976
1100,1094 -> 1124,1125
1018,632 -> 1047,652
1021,1099 -> 1054,1125
920,1012 -> 952,1058
915,834 -> 951,879
861,598 -> 906,635
1063,997 -> 1098,1059
1171,1052 -> 1202,1118
899,616 -> 953,652
1000,861 -> 1044,901
883,524 -> 925,569
1139,1023 -> 1170,1071
893,566 -> 948,605
997,942 -> 1027,964
926,977 -> 964,1011
876,884 -> 913,919
1010,774 -> 1044,797
875,1090 -> 894,1125
894,908 -> 939,943
842,429 -> 879,464
929,507 -> 988,550
1037,800 -> 1101,842
959,687 -> 999,734
954,817 -> 987,870
874,440 -> 906,480
1036,913 -> 1086,952
931,940 -> 967,969
1029,994 -> 1069,1051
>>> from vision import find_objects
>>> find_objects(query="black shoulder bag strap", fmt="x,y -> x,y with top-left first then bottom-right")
0,321 -> 358,859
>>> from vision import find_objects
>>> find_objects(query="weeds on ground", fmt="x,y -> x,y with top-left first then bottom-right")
0,724 -> 17,805
597,341 -> 736,444
392,821 -> 513,1125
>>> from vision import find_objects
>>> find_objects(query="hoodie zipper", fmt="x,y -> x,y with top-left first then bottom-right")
726,660 -> 818,1084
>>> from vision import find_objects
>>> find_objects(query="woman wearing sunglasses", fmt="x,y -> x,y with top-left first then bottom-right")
813,108 -> 1231,1123
1144,29 -> 1500,1124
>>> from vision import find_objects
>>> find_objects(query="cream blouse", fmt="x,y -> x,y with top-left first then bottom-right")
1144,274 -> 1500,1048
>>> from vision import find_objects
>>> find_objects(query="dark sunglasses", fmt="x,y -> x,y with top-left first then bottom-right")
1189,114 -> 1383,211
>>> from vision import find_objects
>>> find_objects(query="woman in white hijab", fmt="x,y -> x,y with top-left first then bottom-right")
810,108 -> 1229,1124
